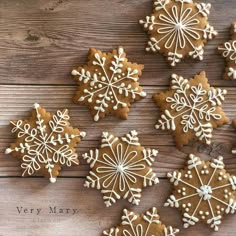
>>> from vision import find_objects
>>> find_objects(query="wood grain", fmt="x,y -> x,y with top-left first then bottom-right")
0,85 -> 236,178
0,0 -> 236,86
1,0 -> 236,235
0,178 -> 236,236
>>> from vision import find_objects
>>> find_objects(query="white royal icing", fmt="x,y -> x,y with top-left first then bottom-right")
83,130 -> 159,207
103,208 -> 179,236
72,47 -> 146,121
5,103 -> 86,183
155,73 -> 227,145
165,154 -> 236,231
140,0 -> 217,66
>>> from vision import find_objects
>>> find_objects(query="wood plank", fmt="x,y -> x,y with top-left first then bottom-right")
0,0 -> 236,86
0,178 -> 235,236
0,85 -> 236,177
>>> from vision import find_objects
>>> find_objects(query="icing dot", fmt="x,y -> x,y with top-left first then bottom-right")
216,205 -> 220,210
205,212 -> 209,216
199,211 -> 203,215
182,204 -> 186,208
224,189 -> 228,193
217,211 -> 221,215
202,216 -> 206,220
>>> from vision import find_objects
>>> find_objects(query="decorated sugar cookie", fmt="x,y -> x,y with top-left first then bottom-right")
83,130 -> 159,207
218,22 -> 236,80
139,0 -> 217,66
153,71 -> 229,148
103,207 -> 179,236
165,154 -> 236,231
5,104 -> 86,183
71,47 -> 146,121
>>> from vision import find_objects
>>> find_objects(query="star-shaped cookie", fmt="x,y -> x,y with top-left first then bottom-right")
71,47 -> 146,121
5,104 -> 86,183
139,0 -> 217,66
153,71 -> 229,147
83,130 -> 159,207
165,154 -> 236,231
218,22 -> 236,80
103,208 -> 179,236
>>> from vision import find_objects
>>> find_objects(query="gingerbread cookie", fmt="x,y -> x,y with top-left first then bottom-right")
71,47 -> 146,121
83,130 -> 159,207
103,207 -> 179,236
218,22 -> 236,80
139,0 -> 217,66
165,154 -> 236,231
153,71 -> 229,148
5,104 -> 86,183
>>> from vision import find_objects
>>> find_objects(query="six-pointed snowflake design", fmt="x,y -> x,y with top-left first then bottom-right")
218,22 -> 236,80
153,72 -> 228,147
71,47 -> 146,121
140,0 -> 217,66
103,207 -> 179,236
165,154 -> 236,231
83,130 -> 159,207
5,103 -> 86,183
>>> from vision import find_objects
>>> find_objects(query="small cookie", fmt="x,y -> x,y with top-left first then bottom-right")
165,154 -> 236,231
5,103 -> 86,183
139,0 -> 217,66
71,47 -> 146,121
218,22 -> 236,80
83,130 -> 159,207
103,207 -> 179,236
153,71 -> 229,148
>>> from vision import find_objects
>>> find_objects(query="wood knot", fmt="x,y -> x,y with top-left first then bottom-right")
25,30 -> 40,42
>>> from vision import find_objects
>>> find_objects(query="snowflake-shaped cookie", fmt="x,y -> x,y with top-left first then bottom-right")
218,22 -> 236,80
103,207 -> 179,236
139,0 -> 217,66
5,104 -> 86,183
153,71 -> 229,147
83,130 -> 159,207
71,47 -> 146,121
165,154 -> 236,231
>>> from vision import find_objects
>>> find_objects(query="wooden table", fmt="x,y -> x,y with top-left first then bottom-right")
0,0 -> 236,235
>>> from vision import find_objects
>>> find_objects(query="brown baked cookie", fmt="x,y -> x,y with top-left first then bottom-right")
103,207 -> 179,236
5,103 -> 86,183
71,47 -> 146,121
83,130 -> 159,207
153,71 -> 229,148
218,22 -> 236,80
139,0 -> 217,66
165,154 -> 236,231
